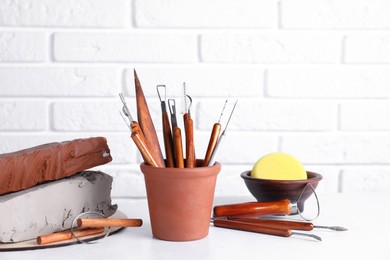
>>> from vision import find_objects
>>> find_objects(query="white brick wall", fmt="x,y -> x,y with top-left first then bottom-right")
1,0 -> 390,198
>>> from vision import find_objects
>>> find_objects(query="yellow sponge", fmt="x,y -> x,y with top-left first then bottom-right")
251,153 -> 307,180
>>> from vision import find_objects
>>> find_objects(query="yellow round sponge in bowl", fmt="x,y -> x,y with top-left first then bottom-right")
251,153 -> 307,180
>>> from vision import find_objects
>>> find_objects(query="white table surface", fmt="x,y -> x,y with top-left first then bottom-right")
2,192 -> 389,260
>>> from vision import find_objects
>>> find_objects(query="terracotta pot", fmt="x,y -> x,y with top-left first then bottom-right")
140,160 -> 221,241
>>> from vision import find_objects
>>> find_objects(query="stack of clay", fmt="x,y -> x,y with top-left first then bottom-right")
0,137 -> 117,243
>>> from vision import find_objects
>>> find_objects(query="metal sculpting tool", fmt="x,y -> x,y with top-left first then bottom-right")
168,99 -> 184,168
203,100 -> 228,166
157,85 -> 175,167
119,93 -> 159,167
182,83 -> 196,168
208,100 -> 238,166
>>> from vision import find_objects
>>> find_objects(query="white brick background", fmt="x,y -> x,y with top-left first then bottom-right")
1,0 -> 390,199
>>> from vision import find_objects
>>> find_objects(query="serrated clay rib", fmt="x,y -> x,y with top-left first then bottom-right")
0,137 -> 112,196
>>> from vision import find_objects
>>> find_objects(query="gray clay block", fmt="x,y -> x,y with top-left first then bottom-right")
0,171 -> 117,243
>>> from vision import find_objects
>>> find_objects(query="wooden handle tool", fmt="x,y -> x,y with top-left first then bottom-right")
213,199 -> 293,218
37,228 -> 104,245
134,70 -> 165,167
182,85 -> 196,168
230,218 -> 348,231
203,123 -> 221,166
157,85 -> 175,167
77,218 -> 143,228
213,219 -> 321,241
119,94 -> 160,167
168,99 -> 184,168
184,115 -> 196,168
203,100 -> 227,166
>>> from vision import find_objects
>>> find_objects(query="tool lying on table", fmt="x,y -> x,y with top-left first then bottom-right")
168,99 -> 184,168
119,93 -> 160,167
207,100 -> 238,166
213,218 -> 322,241
212,200 -> 347,241
157,85 -> 175,167
182,83 -> 196,168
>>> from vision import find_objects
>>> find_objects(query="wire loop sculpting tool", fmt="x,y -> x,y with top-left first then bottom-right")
203,100 -> 228,166
168,99 -> 184,168
157,85 -> 175,167
208,100 -> 238,166
119,93 -> 159,167
182,83 -> 196,168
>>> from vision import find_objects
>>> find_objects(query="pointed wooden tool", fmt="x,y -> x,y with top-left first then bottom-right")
134,69 -> 165,167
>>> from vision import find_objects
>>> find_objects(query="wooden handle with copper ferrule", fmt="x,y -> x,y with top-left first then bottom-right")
131,122 -> 160,167
184,116 -> 196,168
229,218 -> 314,231
173,127 -> 184,168
77,218 -> 143,228
37,228 -> 105,245
162,112 -> 175,167
213,199 -> 292,218
203,123 -> 221,166
214,219 -> 292,237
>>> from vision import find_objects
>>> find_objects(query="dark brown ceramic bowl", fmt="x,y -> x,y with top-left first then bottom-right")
241,171 -> 322,212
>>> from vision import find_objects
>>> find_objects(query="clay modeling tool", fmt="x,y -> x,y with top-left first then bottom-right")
119,93 -> 160,167
157,85 -> 175,167
213,199 -> 297,218
37,228 -> 105,245
133,70 -> 165,167
77,218 -> 143,228
208,100 -> 238,166
213,219 -> 321,241
228,217 -> 348,231
182,83 -> 196,168
203,100 -> 228,166
168,99 -> 184,168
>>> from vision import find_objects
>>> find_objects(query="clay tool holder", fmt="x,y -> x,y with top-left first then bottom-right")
203,100 -> 228,166
208,100 -> 238,166
182,83 -> 196,168
119,93 -> 160,167
157,85 -> 175,167
168,99 -> 184,168
134,70 -> 165,167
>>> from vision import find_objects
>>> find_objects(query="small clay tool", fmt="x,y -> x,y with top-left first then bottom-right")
37,228 -> 104,245
208,100 -> 238,166
213,219 -> 321,241
213,199 -> 297,218
168,99 -> 184,168
228,217 -> 348,231
77,218 -> 143,228
157,85 -> 175,167
182,83 -> 196,168
133,70 -> 165,167
203,100 -> 228,166
119,93 -> 160,167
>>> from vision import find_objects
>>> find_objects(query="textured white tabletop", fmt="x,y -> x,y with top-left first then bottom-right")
2,193 -> 389,260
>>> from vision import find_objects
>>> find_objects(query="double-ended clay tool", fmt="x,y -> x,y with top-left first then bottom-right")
182,83 -> 196,168
168,99 -> 184,168
203,100 -> 228,166
157,85 -> 175,168
133,70 -> 165,167
208,100 -> 238,166
119,93 -> 160,167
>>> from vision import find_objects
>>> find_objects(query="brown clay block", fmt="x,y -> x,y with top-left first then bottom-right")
0,137 -> 112,196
